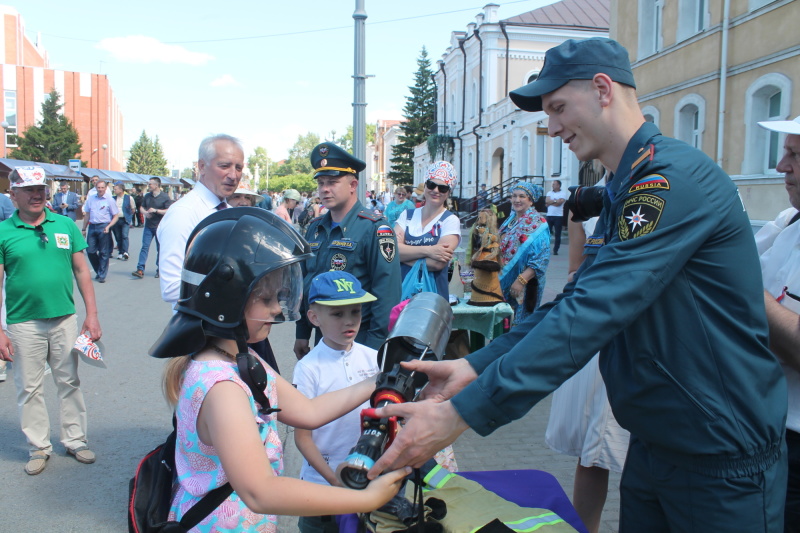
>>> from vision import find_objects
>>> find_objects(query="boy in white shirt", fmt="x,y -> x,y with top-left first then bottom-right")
293,271 -> 380,532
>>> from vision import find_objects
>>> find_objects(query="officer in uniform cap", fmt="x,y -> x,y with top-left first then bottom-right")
368,38 -> 787,533
294,142 -> 401,359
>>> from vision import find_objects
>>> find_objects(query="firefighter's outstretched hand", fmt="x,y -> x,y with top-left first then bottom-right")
367,400 -> 468,478
400,358 -> 477,403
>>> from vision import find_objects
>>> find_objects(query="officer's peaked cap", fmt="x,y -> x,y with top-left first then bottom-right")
310,142 -> 366,179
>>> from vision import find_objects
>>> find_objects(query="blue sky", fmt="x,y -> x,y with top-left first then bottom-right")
21,0 -> 555,169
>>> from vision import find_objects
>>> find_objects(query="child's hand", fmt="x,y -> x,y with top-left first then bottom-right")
363,466 -> 411,508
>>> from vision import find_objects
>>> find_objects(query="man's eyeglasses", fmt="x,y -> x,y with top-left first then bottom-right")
426,181 -> 450,194
34,225 -> 48,245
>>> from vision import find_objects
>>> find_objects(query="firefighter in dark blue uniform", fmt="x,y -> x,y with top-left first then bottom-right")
368,38 -> 788,532
293,143 -> 401,358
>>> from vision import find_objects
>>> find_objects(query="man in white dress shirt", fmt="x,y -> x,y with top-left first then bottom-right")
157,134 -> 243,308
757,116 -> 800,533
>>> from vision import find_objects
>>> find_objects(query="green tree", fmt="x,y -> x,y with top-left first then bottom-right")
9,89 -> 83,165
127,131 -> 168,175
180,167 -> 195,180
389,47 -> 435,186
331,124 -> 378,153
268,173 -> 316,194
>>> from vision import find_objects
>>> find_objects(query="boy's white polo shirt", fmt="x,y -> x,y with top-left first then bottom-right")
292,339 -> 379,486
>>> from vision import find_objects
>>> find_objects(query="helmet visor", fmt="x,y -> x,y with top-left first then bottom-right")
244,262 -> 304,324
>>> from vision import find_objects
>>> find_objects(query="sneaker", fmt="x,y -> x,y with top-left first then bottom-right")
97,278 -> 106,283
25,452 -> 49,475
0,371 -> 6,382
132,270 -> 144,278
67,446 -> 96,464
122,253 -> 129,261
155,271 -> 159,278
116,254 -> 124,260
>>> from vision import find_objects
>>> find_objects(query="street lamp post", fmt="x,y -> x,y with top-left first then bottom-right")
102,144 -> 108,170
353,0 -> 367,203
1,121 -> 8,158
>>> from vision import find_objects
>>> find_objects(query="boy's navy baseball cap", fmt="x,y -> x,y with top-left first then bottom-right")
308,271 -> 376,306
509,38 -> 636,112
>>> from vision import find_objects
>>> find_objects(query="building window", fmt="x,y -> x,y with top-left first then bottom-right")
766,91 -> 781,169
742,73 -> 792,175
551,139 -> 562,176
525,71 -> 539,85
4,90 -> 17,148
638,0 -> 664,58
471,81 -> 477,119
520,134 -> 530,176
674,94 -> 705,150
749,0 -> 775,11
535,134 -> 546,177
641,105 -> 660,127
677,0 -> 708,41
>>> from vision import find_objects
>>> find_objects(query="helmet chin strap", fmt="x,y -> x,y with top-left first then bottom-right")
232,323 -> 279,416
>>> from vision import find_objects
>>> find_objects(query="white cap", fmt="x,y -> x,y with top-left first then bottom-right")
758,115 -> 800,135
10,166 -> 47,188
232,187 -> 260,199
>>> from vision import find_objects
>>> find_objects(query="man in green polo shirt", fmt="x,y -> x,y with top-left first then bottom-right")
0,166 -> 103,476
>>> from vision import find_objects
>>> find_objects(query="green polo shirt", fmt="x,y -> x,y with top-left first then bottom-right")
0,209 -> 87,325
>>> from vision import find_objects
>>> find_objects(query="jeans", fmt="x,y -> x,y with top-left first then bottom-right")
547,215 -> 564,253
136,226 -> 160,273
112,221 -> 130,255
86,224 -> 112,279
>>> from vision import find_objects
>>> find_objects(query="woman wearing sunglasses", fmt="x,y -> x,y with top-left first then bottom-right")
394,161 -> 462,300
150,208 -> 408,531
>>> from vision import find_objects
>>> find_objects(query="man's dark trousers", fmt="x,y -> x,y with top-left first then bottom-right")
546,215 -> 563,253
87,224 -> 112,280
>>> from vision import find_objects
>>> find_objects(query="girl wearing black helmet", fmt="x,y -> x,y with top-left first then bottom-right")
149,208 -> 408,531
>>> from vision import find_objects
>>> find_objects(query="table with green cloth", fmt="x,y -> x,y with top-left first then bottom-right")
451,293 -> 513,351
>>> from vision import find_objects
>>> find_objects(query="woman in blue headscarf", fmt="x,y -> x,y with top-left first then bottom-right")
499,181 -> 550,325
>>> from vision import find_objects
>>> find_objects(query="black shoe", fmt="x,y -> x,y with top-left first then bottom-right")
154,272 -> 159,278
97,278 -> 106,283
553,251 -> 558,255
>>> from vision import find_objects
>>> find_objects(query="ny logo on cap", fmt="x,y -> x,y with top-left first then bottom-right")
333,279 -> 356,294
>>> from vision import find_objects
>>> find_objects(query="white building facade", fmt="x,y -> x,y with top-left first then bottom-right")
419,0 -> 610,201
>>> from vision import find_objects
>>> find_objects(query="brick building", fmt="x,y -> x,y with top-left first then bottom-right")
0,5 -> 123,170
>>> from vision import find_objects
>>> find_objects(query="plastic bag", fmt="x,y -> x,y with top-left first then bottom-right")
401,258 -> 437,300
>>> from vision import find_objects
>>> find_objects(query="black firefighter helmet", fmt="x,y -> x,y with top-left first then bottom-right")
149,207 -> 313,359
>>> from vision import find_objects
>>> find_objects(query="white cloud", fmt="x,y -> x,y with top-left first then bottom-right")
96,36 -> 213,66
210,74 -> 241,88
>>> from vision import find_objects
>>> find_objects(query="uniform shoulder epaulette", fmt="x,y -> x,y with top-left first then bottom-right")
357,209 -> 381,222
630,143 -> 655,173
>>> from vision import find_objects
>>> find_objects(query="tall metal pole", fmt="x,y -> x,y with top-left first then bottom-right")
353,0 -> 367,204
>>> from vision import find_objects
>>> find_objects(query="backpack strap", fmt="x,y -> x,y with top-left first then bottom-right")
179,483 -> 234,529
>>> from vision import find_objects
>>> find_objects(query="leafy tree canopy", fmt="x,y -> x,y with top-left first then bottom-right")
127,131 -> 168,175
9,89 -> 84,165
328,124 -> 378,153
389,47 -> 435,186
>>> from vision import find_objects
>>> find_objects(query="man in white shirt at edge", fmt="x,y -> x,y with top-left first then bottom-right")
756,116 -> 800,533
157,134 -> 243,308
545,179 -> 569,255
